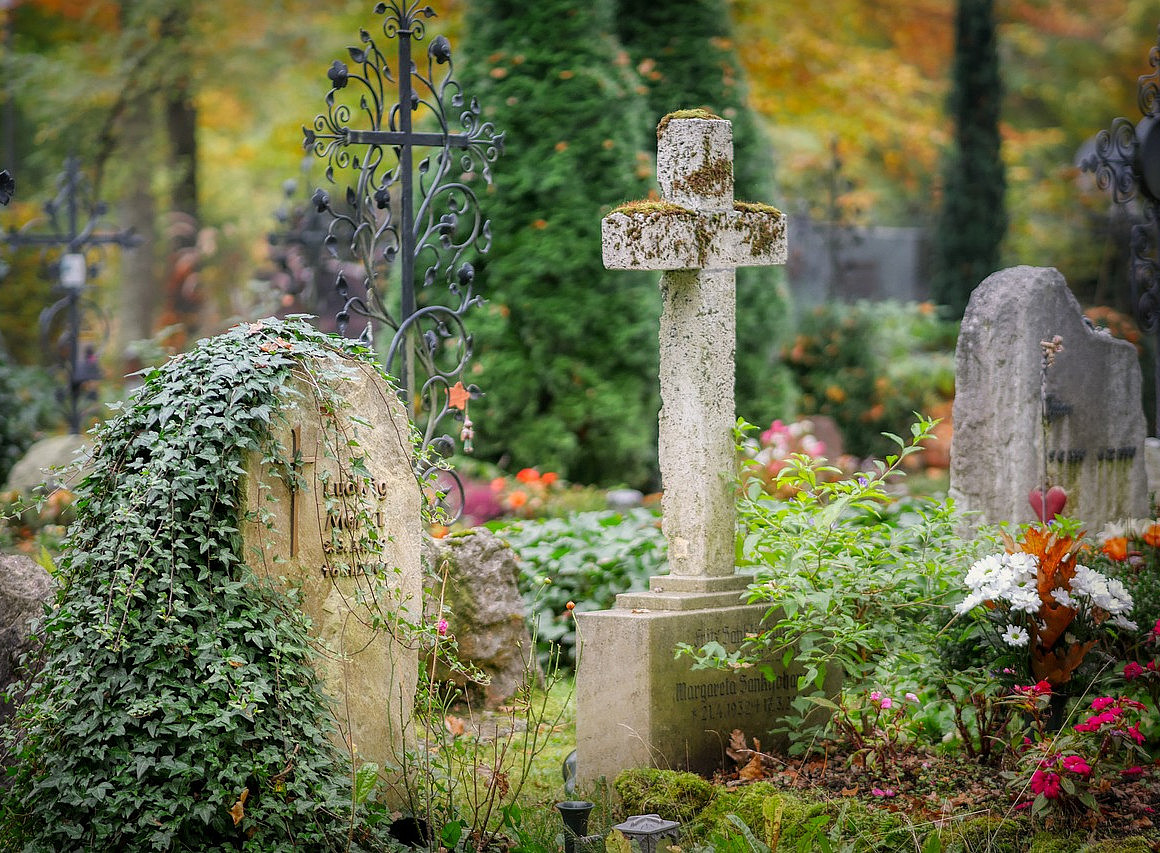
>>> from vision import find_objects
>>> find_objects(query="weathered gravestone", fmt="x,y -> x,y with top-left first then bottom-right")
577,112 -> 819,786
951,266 -> 1148,528
242,358 -> 422,775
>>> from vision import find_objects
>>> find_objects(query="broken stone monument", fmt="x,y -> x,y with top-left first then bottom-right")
422,528 -> 538,708
951,266 -> 1148,529
242,359 -> 422,774
577,112 -> 811,786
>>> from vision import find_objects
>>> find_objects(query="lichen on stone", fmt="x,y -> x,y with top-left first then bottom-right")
609,199 -> 689,217
657,108 -> 725,137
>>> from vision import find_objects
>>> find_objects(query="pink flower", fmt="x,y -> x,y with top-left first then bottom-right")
1127,724 -> 1145,745
870,787 -> 896,798
437,619 -> 448,636
1091,696 -> 1116,712
1074,716 -> 1102,733
1152,617 -> 1160,638
905,692 -> 919,703
1062,755 -> 1091,776
869,690 -> 882,702
1030,769 -> 1062,799
1124,661 -> 1145,681
880,696 -> 893,709
1121,766 -> 1145,779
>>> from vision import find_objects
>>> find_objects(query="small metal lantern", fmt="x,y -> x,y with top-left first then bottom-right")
555,800 -> 601,853
612,814 -> 681,853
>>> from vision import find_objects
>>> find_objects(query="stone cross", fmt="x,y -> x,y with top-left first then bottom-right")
601,113 -> 786,594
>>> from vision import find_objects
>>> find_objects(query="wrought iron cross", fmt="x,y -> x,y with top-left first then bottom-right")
0,170 -> 13,206
303,0 -> 503,465
0,157 -> 139,432
1080,26 -> 1160,428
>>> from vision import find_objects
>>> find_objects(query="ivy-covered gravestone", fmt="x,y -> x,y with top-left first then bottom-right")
1,318 -> 421,849
241,342 -> 422,775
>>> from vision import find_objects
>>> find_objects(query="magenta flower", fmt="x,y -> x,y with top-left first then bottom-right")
1061,755 -> 1091,776
1091,696 -> 1116,712
870,787 -> 896,798
437,618 -> 448,636
1030,769 -> 1062,799
1124,661 -> 1145,681
1127,724 -> 1145,745
880,696 -> 893,709
1121,765 -> 1145,779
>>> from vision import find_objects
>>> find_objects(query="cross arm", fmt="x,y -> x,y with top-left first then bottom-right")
601,200 -> 787,272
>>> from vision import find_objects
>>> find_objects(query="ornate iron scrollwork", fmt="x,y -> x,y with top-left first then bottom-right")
0,157 -> 138,433
303,1 -> 504,520
1081,27 -> 1160,426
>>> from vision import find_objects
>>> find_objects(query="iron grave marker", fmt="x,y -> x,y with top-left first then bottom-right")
577,112 -> 821,785
950,266 -> 1148,528
242,356 -> 422,777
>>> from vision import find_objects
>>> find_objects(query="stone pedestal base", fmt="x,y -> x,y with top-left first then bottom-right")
576,597 -> 810,786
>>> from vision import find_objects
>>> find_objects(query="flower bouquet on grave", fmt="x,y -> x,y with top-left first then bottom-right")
955,525 -> 1137,690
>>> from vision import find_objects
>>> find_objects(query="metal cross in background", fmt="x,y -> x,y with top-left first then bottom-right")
0,157 -> 139,433
1080,26 -> 1160,429
0,170 -> 13,206
303,0 -> 503,463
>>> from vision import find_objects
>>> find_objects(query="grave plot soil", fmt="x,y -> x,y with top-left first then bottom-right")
711,740 -> 1160,843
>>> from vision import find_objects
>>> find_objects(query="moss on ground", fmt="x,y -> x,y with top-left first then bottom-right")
613,768 -> 716,824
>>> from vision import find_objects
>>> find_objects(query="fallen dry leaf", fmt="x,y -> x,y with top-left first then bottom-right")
738,755 -> 764,781
229,788 -> 249,826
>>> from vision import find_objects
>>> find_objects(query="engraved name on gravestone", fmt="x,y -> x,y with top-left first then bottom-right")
577,113 -> 810,786
951,266 -> 1148,529
242,358 -> 422,771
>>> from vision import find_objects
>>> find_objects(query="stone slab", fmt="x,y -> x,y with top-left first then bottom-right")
242,358 -> 421,773
4,434 -> 91,495
950,266 -> 1148,528
602,207 -> 787,272
576,601 -> 834,786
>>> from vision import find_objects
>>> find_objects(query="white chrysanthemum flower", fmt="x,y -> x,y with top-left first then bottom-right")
1050,588 -> 1076,608
1110,614 -> 1139,631
1096,520 -> 1129,541
955,592 -> 985,615
1001,625 -> 1030,647
1103,577 -> 1133,615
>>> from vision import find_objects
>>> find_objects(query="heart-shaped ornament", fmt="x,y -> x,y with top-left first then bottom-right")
1028,485 -> 1067,522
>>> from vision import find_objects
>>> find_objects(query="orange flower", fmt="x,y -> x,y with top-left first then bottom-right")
515,468 -> 540,484
1102,537 -> 1129,561
507,490 -> 528,509
1144,524 -> 1160,548
541,472 -> 558,486
429,524 -> 449,539
489,477 -> 506,493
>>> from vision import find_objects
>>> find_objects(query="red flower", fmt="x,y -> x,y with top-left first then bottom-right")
540,471 -> 558,486
1062,754 -> 1091,776
515,468 -> 540,484
1030,769 -> 1062,799
1124,661 -> 1145,681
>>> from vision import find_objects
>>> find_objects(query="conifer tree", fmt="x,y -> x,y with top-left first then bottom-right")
932,0 -> 1006,319
615,0 -> 795,426
459,0 -> 661,487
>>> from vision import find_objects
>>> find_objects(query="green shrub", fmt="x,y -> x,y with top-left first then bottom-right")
0,359 -> 57,484
680,418 -> 993,754
782,301 -> 956,459
0,319 -> 394,850
498,507 -> 667,669
460,0 -> 662,489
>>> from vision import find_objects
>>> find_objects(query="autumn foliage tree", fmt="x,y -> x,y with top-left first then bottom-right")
932,0 -> 1007,319
459,0 -> 661,487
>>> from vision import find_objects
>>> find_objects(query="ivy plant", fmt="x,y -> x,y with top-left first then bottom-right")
0,317 -> 410,850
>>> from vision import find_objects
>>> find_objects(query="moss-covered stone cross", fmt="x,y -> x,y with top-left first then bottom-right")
601,112 -> 786,589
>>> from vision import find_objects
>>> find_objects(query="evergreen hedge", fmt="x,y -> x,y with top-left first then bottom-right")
460,0 -> 662,488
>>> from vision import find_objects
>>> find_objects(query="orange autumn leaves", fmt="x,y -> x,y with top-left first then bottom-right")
1004,526 -> 1095,686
